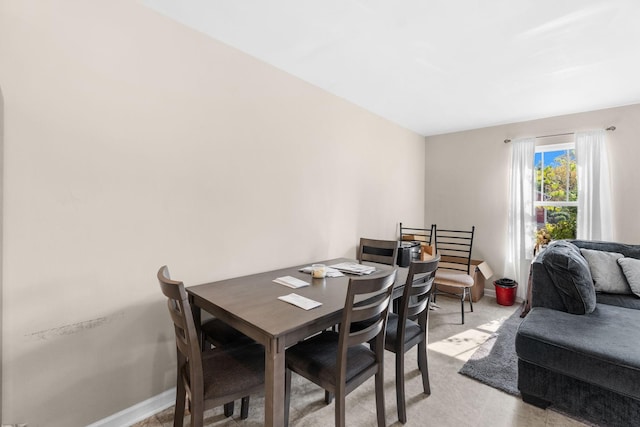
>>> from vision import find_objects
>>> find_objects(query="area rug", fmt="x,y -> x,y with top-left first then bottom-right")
458,306 -> 524,396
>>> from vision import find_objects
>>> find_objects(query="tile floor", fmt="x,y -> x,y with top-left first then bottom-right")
134,296 -> 590,427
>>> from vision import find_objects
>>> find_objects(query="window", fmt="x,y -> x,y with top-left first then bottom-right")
534,142 -> 577,241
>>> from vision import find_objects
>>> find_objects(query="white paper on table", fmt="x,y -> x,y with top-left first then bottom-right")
299,266 -> 344,277
329,262 -> 376,275
324,268 -> 344,277
278,293 -> 322,310
273,276 -> 310,288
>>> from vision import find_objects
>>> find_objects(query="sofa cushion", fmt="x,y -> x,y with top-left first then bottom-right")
541,241 -> 596,314
580,248 -> 630,294
516,304 -> 640,401
596,292 -> 640,310
571,240 -> 640,260
618,257 -> 640,298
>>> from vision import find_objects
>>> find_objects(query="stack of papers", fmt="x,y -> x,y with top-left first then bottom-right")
273,276 -> 310,288
278,293 -> 322,310
299,266 -> 344,277
329,262 -> 376,275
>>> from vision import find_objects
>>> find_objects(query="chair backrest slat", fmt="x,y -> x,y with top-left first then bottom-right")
339,269 -> 396,360
433,226 -> 474,272
405,281 -> 433,320
348,318 -> 385,346
350,298 -> 388,323
157,266 -> 204,397
358,238 -> 399,266
396,257 -> 440,341
399,223 -> 435,246
166,299 -> 192,356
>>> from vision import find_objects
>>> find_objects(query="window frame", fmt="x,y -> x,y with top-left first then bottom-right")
534,141 -> 577,209
533,139 -> 579,241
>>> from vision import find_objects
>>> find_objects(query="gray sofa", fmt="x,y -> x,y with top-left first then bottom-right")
515,240 -> 640,426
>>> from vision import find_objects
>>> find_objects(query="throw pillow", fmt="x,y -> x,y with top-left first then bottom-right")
579,248 -> 631,294
541,241 -> 596,314
617,257 -> 640,298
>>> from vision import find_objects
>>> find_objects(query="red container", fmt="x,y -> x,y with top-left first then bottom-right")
494,279 -> 518,306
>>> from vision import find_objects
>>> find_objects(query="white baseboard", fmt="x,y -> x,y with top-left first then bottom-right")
87,388 -> 175,427
484,288 -> 496,299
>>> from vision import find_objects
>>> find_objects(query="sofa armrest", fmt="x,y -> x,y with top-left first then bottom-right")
531,257 -> 571,311
531,240 -> 598,314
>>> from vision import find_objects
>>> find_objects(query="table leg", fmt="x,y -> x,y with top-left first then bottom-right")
264,337 -> 285,427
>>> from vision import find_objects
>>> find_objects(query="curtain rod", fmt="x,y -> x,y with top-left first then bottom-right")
503,126 -> 616,144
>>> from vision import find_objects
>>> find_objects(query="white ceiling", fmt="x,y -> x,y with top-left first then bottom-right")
143,0 -> 640,136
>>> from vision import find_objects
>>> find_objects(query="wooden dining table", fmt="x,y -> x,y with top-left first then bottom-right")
187,257 -> 407,427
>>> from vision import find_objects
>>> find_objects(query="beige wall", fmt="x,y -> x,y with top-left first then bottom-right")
425,103 -> 640,292
0,2 -> 425,426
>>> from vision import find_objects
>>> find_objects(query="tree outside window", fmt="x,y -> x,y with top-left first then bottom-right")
534,143 -> 577,246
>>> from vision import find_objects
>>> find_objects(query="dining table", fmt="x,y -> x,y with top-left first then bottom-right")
186,257 -> 408,427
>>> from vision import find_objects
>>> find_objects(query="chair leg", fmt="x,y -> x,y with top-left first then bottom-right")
223,402 -> 234,417
174,380 -> 186,427
417,340 -> 431,395
375,369 -> 387,427
460,290 -> 465,324
240,396 -> 250,419
190,398 -> 204,427
324,390 -> 334,404
396,352 -> 407,424
468,287 -> 474,312
335,387 -> 346,427
285,368 -> 292,427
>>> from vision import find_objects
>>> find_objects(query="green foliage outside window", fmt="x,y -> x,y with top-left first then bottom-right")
535,148 -> 577,242
535,149 -> 577,203
541,208 -> 577,240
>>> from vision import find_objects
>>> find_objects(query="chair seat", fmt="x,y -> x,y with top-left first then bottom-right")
384,312 -> 422,349
286,331 -> 376,388
201,318 -> 253,347
435,270 -> 474,288
201,343 -> 265,401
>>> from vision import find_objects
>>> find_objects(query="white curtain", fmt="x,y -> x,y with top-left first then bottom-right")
505,138 -> 536,300
576,130 -> 613,240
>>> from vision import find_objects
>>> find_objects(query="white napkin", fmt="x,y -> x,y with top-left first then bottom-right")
273,276 -> 310,288
278,293 -> 322,310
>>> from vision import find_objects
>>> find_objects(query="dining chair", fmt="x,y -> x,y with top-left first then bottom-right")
399,223 -> 434,246
358,237 -> 399,266
431,225 -> 476,324
384,256 -> 440,424
284,269 -> 397,427
157,266 -> 264,426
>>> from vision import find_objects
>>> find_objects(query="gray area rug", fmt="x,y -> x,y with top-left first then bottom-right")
459,306 -> 523,396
